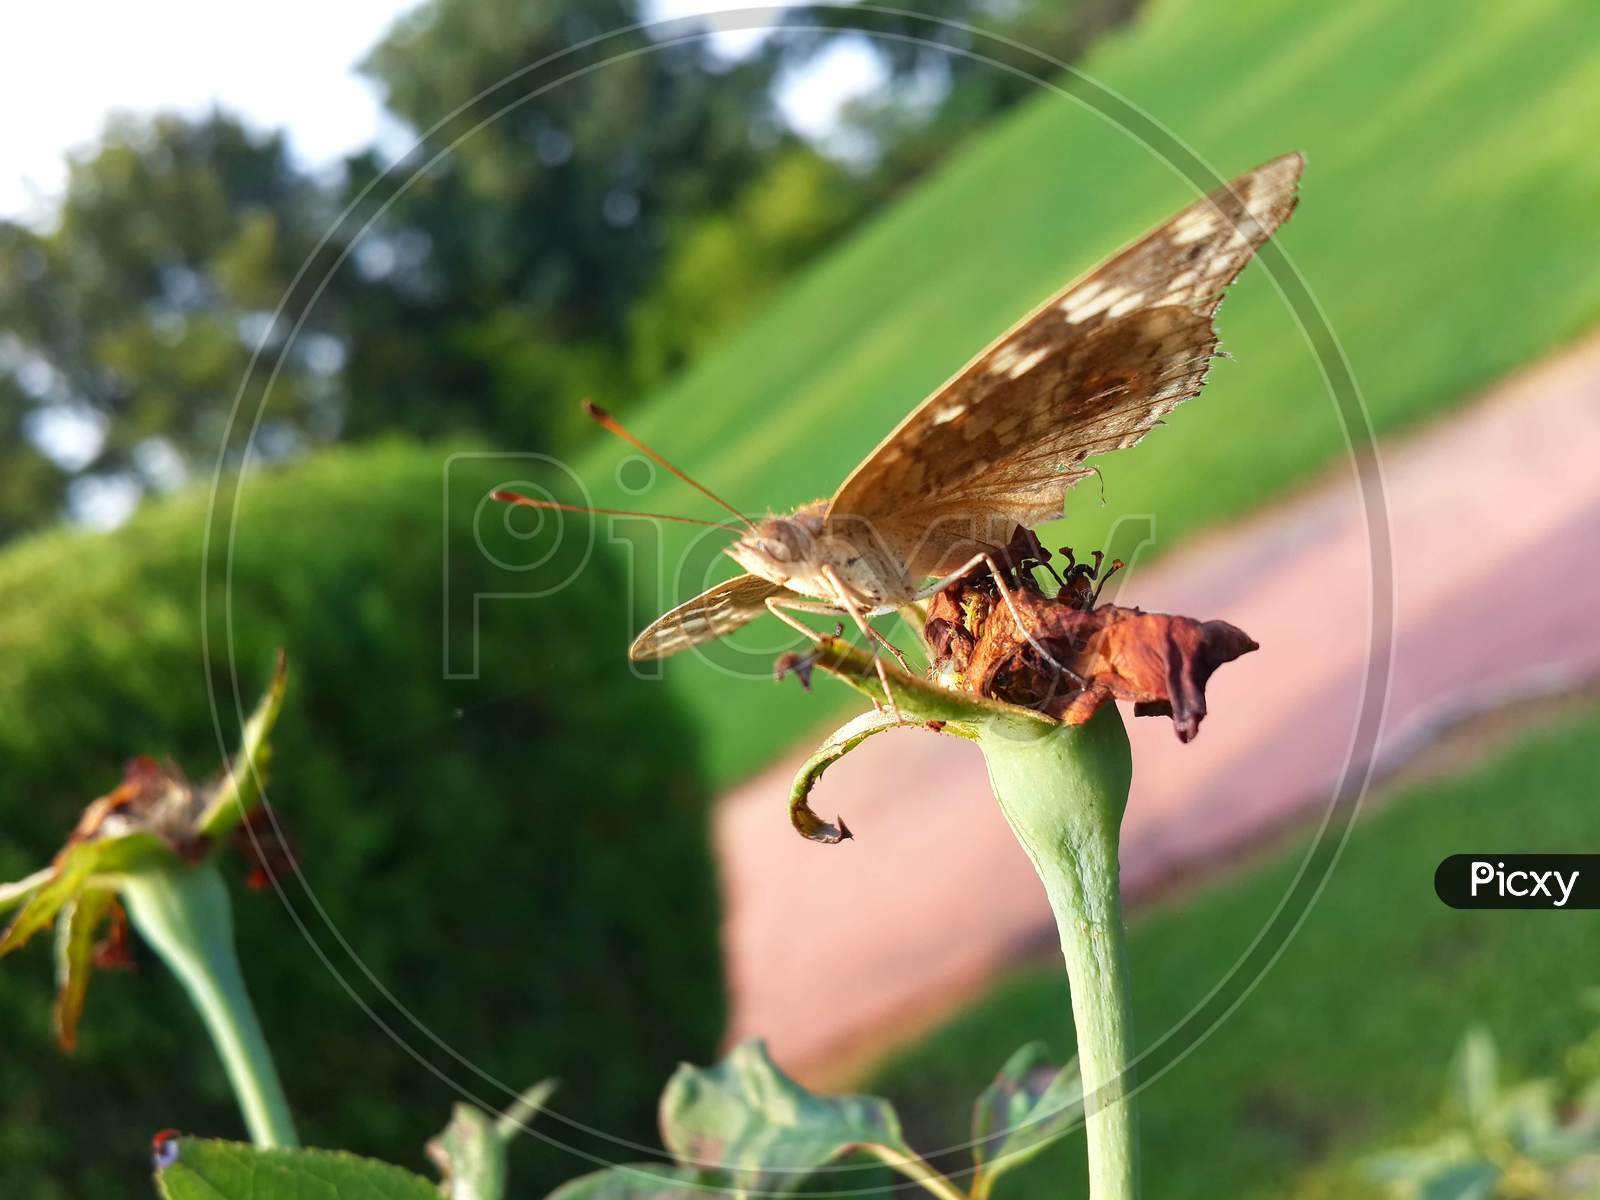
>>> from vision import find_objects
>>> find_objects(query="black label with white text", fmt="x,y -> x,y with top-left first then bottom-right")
1435,855 -> 1600,909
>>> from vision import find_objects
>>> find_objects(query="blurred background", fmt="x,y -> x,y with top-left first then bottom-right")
2,0 -> 1598,1196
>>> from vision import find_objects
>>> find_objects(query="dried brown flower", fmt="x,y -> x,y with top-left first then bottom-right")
0,653 -> 287,1051
924,529 -> 1257,742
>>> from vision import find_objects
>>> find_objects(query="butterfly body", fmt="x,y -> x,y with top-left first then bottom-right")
724,502 -> 916,614
605,153 -> 1307,665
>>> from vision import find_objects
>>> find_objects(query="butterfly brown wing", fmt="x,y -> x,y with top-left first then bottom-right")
827,153 -> 1303,576
629,573 -> 799,661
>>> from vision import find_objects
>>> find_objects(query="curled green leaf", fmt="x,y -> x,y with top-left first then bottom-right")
546,1041 -> 964,1200
789,710 -> 901,843
660,1038 -> 909,1195
971,1042 -> 1084,1199
785,638 -> 1050,844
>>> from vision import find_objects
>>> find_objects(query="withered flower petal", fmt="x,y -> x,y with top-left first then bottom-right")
925,531 -> 1257,742
232,805 -> 298,892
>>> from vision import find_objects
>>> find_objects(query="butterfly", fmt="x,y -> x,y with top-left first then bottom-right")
500,153 -> 1303,708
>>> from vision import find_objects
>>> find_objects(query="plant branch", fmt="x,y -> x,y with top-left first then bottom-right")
867,1143 -> 971,1200
121,861 -> 299,1148
979,706 -> 1138,1200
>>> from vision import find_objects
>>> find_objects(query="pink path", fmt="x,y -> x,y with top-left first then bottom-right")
713,334 -> 1600,1075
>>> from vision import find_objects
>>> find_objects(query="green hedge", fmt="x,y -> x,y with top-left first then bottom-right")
0,442 -> 724,1196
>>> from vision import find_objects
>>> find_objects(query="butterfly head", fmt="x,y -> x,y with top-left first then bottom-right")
724,502 -> 828,587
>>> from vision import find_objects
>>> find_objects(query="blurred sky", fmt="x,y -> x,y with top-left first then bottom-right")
1,0 -> 886,223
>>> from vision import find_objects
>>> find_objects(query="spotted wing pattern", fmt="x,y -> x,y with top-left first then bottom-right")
629,572 -> 798,661
828,153 -> 1303,574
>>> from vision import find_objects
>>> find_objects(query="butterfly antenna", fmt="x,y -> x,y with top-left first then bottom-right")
582,399 -> 755,531
492,491 -> 744,533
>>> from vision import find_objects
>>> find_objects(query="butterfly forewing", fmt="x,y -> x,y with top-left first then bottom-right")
827,153 -> 1303,575
629,572 -> 797,661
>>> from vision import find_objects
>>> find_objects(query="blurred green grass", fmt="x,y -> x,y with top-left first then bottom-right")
864,701 -> 1600,1198
552,0 -> 1600,786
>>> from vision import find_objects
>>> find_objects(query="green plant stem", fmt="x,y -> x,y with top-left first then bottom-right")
120,861 -> 298,1148
980,706 -> 1137,1200
868,1144 -> 971,1200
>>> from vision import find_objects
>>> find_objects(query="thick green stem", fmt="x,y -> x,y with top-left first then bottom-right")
979,706 -> 1137,1200
120,861 -> 298,1148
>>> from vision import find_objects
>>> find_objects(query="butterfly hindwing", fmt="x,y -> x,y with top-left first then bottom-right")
827,153 -> 1303,575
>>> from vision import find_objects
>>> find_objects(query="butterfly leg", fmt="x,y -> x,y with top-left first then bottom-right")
843,604 -> 913,672
822,567 -> 910,722
919,552 -> 1088,691
766,594 -> 902,720
764,595 -> 848,643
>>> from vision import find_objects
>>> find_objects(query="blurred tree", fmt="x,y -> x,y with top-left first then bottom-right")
628,144 -> 864,388
781,0 -> 1140,184
0,0 -> 1139,540
0,113 -> 349,533
346,0 -> 803,448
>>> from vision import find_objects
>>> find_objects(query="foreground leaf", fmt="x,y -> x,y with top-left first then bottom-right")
1413,1162 -> 1499,1200
427,1078 -> 557,1200
0,866 -> 52,916
153,1137 -> 436,1199
52,886 -> 119,1051
547,1164 -> 715,1200
0,831 -> 166,956
660,1039 -> 909,1194
199,649 -> 290,838
1452,1028 -> 1499,1139
971,1042 -> 1084,1197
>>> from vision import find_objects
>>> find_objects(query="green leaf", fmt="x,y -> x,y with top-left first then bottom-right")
546,1164 -> 716,1200
52,885 -> 118,1051
1415,1161 -> 1501,1200
494,1077 -> 559,1143
1368,1133 -> 1479,1188
660,1039 -> 909,1194
153,1137 -> 437,1199
199,650 -> 289,838
1452,1028 -> 1499,1139
0,849 -> 97,957
1494,1079 -> 1561,1156
427,1079 -> 557,1200
428,1106 -> 504,1200
0,866 -> 53,916
0,830 -> 168,956
971,1042 -> 1083,1195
